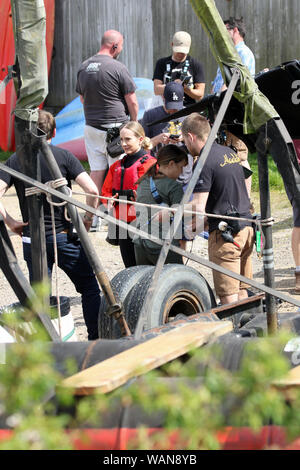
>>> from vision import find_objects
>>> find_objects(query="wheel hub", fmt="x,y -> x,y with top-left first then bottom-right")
162,289 -> 205,323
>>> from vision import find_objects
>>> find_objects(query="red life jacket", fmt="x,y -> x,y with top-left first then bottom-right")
111,154 -> 153,222
112,154 -> 151,192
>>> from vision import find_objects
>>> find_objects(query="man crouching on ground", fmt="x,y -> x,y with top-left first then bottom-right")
181,113 -> 254,305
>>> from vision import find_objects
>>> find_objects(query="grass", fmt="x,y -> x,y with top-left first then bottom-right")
248,153 -> 285,192
0,148 -> 13,162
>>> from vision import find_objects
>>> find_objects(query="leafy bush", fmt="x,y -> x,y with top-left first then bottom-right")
1,293 -> 300,450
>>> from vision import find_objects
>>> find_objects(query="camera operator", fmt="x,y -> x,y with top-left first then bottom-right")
153,31 -> 205,106
182,113 -> 254,306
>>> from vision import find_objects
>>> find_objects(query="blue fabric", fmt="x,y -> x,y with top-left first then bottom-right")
23,233 -> 100,340
211,41 -> 255,94
149,177 -> 163,204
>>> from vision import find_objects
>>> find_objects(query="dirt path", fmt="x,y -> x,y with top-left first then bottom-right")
0,186 -> 298,341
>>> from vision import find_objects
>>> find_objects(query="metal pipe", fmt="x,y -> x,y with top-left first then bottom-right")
256,126 -> 278,334
2,161 -> 300,309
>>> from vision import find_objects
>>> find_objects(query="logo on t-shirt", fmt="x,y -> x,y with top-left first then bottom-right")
86,62 -> 101,72
220,153 -> 241,167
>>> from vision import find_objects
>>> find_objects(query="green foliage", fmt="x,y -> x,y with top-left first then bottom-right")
111,331 -> 300,450
1,289 -> 300,450
80,160 -> 90,173
0,339 -> 73,449
0,148 -> 13,163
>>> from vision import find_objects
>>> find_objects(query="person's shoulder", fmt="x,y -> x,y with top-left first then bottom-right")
143,106 -> 165,121
189,55 -> 204,67
155,55 -> 172,65
207,142 -> 229,162
78,53 -> 99,69
141,153 -> 156,163
49,144 -> 83,166
212,141 -> 228,155
5,152 -> 18,166
156,176 -> 183,195
108,57 -> 129,71
237,41 -> 254,56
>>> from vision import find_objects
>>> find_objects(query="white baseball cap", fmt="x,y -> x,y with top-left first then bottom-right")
172,31 -> 191,54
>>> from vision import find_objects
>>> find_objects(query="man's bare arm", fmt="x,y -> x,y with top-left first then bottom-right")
0,180 -> 28,236
153,79 -> 165,96
75,172 -> 99,231
124,92 -> 139,121
183,82 -> 205,102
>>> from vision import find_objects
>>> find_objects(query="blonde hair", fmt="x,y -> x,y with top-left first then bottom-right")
120,121 -> 153,151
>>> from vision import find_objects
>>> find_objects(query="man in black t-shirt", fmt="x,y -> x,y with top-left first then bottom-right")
153,31 -> 205,107
0,111 -> 101,340
182,113 -> 254,306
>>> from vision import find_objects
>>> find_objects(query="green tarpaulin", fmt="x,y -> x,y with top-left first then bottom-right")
11,0 -> 48,122
190,0 -> 279,134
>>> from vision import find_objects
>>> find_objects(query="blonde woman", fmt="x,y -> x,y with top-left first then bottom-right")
101,122 -> 156,267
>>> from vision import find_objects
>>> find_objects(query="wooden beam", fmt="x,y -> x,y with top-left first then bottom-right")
61,321 -> 233,396
273,365 -> 300,390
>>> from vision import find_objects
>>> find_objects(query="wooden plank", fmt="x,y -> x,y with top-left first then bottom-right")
273,365 -> 300,390
61,321 -> 232,395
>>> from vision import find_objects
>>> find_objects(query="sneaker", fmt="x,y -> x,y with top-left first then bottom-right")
90,215 -> 102,232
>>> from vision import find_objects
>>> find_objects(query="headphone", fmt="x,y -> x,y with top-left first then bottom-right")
112,44 -> 118,51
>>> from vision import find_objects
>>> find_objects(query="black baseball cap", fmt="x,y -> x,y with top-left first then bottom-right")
163,82 -> 184,110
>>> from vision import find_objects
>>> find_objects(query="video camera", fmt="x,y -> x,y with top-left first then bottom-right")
106,127 -> 120,143
165,70 -> 193,88
180,70 -> 193,87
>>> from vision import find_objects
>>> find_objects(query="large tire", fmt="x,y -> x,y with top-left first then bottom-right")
98,265 -> 153,339
124,264 -> 217,333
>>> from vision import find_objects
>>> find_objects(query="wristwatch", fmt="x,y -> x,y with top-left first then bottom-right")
83,214 -> 93,222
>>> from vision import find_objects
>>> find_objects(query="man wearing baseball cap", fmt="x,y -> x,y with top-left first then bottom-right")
140,81 -> 194,186
153,31 -> 205,106
140,81 -> 184,151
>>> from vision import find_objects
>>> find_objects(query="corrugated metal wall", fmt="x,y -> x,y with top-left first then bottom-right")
46,0 -> 153,109
47,0 -> 300,110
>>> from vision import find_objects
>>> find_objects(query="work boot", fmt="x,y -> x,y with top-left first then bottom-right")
294,271 -> 300,294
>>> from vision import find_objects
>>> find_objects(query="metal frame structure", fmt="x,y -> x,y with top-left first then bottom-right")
1,0 -> 300,342
1,78 -> 300,339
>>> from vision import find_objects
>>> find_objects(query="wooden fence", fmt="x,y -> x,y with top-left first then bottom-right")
46,0 -> 300,110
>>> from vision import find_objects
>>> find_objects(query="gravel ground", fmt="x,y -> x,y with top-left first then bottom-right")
0,185 -> 298,342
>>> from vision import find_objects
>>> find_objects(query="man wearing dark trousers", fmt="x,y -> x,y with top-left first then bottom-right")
0,110 -> 101,340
